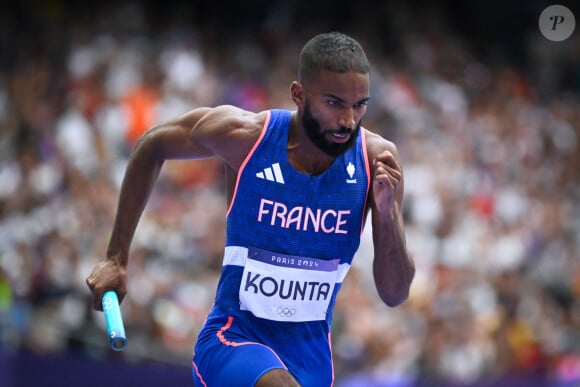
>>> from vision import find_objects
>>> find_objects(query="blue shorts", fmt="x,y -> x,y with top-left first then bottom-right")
192,316 -> 288,386
191,314 -> 334,386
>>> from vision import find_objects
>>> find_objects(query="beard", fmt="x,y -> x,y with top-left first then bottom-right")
302,100 -> 361,157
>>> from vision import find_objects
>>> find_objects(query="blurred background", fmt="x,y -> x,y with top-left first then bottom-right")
1,0 -> 579,386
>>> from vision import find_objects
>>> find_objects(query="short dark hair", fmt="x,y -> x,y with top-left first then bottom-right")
298,32 -> 370,82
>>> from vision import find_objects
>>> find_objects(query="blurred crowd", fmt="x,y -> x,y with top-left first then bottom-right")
1,1 -> 579,386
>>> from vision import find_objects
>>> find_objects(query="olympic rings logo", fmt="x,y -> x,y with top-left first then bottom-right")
276,307 -> 296,317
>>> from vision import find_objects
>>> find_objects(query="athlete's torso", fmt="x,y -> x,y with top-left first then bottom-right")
199,108 -> 371,367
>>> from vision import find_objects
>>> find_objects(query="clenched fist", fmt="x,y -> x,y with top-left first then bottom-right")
86,259 -> 127,311
372,150 -> 402,215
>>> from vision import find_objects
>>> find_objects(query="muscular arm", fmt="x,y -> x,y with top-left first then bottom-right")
107,108 -> 210,267
366,131 -> 415,307
107,106 -> 262,263
86,105 -> 264,310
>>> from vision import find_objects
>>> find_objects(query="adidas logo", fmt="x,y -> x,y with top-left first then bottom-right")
256,162 -> 285,184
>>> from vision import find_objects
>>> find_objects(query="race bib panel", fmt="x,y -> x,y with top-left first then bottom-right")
239,247 -> 339,322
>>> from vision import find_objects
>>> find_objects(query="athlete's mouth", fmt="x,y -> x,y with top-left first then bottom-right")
329,130 -> 352,143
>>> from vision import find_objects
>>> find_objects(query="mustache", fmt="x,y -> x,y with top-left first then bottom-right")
326,127 -> 354,134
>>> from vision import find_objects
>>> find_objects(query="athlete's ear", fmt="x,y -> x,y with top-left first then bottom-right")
290,81 -> 305,107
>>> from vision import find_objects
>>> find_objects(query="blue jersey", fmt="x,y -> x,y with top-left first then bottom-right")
192,109 -> 371,386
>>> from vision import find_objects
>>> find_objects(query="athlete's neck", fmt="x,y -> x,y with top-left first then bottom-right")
287,112 -> 335,176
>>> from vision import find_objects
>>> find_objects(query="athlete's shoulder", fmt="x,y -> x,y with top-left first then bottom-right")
362,128 -> 399,161
189,105 -> 271,170
196,105 -> 269,135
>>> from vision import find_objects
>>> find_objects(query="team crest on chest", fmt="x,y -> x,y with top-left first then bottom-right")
346,162 -> 357,184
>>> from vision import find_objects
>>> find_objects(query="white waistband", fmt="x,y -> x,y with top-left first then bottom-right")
224,246 -> 249,266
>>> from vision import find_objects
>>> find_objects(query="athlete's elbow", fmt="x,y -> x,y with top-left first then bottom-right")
378,288 -> 411,307
376,271 -> 415,307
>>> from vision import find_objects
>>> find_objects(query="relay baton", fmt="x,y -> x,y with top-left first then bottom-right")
102,290 -> 127,351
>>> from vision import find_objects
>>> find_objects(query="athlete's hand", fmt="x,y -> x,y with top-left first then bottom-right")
86,259 -> 127,311
372,150 -> 402,215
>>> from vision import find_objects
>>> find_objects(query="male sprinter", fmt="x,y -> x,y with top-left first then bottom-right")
86,32 -> 415,386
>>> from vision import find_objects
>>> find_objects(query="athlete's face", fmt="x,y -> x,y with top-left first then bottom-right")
298,70 -> 369,157
302,99 -> 361,157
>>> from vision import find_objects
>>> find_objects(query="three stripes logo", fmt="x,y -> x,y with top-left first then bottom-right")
256,163 -> 285,184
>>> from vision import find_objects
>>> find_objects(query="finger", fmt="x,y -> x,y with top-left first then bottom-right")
376,163 -> 401,185
374,172 -> 398,189
117,291 -> 126,305
375,164 -> 402,183
86,276 -> 105,311
375,151 -> 400,171
375,162 -> 401,176
94,296 -> 104,311
88,280 -> 102,310
374,155 -> 399,170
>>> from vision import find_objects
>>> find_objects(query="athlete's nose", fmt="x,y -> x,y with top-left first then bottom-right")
338,107 -> 355,129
